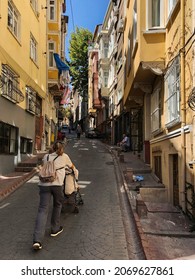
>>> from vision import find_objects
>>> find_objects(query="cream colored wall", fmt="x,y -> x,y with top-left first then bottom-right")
150,1 -> 195,208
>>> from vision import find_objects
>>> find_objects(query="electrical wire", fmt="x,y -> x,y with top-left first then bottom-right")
69,0 -> 75,32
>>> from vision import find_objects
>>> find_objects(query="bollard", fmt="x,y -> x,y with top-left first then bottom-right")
126,167 -> 133,182
119,154 -> 124,162
136,194 -> 148,218
117,149 -> 121,157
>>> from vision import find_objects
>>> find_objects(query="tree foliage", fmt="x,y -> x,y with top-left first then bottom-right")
59,106 -> 72,119
68,27 -> 93,96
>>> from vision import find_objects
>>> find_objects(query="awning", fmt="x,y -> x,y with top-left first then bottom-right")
141,61 -> 165,75
53,53 -> 69,74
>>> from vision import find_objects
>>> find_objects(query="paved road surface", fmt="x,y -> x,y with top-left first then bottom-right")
0,137 -> 141,260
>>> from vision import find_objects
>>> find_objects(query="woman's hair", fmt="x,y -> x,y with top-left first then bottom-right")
53,141 -> 64,156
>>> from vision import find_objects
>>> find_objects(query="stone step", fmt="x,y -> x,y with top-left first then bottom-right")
133,168 -> 152,174
15,166 -> 35,172
17,162 -> 38,167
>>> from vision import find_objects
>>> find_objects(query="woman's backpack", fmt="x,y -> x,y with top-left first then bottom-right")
39,155 -> 63,183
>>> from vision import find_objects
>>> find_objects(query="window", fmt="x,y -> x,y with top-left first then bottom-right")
30,34 -> 37,63
1,64 -> 24,103
103,42 -> 109,58
133,0 -> 137,47
109,96 -> 114,115
117,51 -> 123,72
48,42 -> 55,67
165,56 -> 180,127
0,121 -> 18,154
26,86 -> 36,114
117,89 -> 122,103
103,71 -> 109,87
49,0 -> 56,21
168,0 -> 177,17
30,0 -> 38,14
147,0 -> 164,29
20,137 -> 33,154
8,1 -> 20,39
151,88 -> 161,133
126,33 -> 131,76
35,95 -> 42,117
154,155 -> 162,181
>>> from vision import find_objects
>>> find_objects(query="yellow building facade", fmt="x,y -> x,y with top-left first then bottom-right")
0,0 -> 47,174
46,0 -> 68,146
123,0 -> 195,215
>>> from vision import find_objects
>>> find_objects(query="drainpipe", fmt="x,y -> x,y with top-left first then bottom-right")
193,0 -> 195,197
180,0 -> 186,212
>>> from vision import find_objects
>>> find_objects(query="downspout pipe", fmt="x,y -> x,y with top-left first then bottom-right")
180,0 -> 186,212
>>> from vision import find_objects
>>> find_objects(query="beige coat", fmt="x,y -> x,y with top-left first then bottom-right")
64,166 -> 79,195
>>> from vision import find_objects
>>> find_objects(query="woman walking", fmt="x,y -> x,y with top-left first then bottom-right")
32,141 -> 75,250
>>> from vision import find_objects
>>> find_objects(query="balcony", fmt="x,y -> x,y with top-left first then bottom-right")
101,87 -> 109,97
48,84 -> 64,97
0,64 -> 24,104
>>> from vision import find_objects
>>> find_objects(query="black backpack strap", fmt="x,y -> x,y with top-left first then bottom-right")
53,155 -> 59,161
56,166 -> 65,171
53,155 -> 65,171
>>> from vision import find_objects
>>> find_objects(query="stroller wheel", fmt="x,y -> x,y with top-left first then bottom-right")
79,200 -> 84,205
73,206 -> 79,213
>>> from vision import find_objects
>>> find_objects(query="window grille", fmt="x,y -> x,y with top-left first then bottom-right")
1,64 -> 24,103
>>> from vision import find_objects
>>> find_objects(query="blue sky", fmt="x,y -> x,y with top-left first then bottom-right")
65,0 -> 110,59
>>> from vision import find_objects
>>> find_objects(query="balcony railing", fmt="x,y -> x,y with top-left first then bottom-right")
0,64 -> 24,103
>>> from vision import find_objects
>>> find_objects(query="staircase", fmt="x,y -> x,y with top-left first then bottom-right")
14,153 -> 45,172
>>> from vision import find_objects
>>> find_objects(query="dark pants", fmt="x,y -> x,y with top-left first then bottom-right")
77,132 -> 81,139
33,185 -> 63,243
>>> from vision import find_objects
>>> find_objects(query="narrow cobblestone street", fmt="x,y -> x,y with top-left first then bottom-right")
0,137 -> 144,260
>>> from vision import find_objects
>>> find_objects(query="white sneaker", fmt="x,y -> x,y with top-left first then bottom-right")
33,242 -> 42,250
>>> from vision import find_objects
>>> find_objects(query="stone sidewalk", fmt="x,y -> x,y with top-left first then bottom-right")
109,147 -> 195,260
0,153 -> 44,202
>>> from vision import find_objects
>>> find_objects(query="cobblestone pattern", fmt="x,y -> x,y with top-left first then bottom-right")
0,139 -> 130,260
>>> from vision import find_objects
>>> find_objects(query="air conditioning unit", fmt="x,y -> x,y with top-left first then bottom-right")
118,19 -> 124,33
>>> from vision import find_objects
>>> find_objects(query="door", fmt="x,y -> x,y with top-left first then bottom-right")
130,108 -> 143,152
173,154 -> 179,206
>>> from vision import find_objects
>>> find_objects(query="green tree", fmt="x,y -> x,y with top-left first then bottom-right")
69,27 -> 93,96
59,106 -> 72,119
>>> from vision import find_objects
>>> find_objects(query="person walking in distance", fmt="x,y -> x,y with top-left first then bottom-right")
76,124 -> 82,139
32,141 -> 75,250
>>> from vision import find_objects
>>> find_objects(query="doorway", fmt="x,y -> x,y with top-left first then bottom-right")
130,108 -> 143,152
173,154 -> 179,206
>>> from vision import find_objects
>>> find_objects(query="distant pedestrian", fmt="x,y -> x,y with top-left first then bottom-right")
32,141 -> 75,250
76,124 -> 82,139
57,130 -> 63,140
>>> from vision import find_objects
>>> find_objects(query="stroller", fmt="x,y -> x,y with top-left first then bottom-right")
63,166 -> 84,213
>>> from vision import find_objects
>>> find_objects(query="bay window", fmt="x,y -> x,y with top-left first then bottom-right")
147,0 -> 165,30
165,56 -> 180,127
